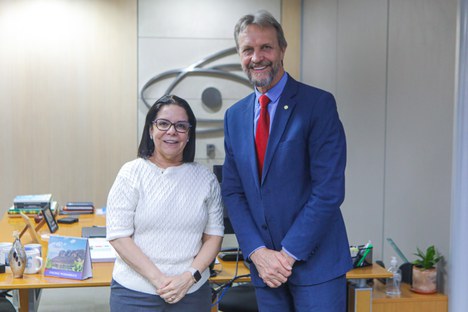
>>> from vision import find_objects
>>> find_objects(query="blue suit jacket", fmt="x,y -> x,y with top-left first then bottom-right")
222,75 -> 352,286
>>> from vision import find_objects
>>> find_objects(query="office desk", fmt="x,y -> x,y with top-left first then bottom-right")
211,261 -> 437,312
347,264 -> 393,312
0,213 -> 250,312
372,280 -> 448,312
1,212 -> 390,312
214,257 -> 391,283
213,259 -> 392,312
211,259 -> 250,284
0,213 -> 111,312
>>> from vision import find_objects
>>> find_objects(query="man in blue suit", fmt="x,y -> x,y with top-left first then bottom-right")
222,10 -> 353,311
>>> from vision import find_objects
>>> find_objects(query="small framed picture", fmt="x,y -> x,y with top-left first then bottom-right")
42,205 -> 59,233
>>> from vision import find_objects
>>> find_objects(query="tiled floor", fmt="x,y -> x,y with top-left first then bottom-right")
37,288 -> 110,312
5,287 -> 111,312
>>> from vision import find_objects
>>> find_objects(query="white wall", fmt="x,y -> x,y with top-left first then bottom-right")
137,0 -> 282,248
138,2 -> 459,292
303,0 -> 388,259
0,0 -> 460,308
303,0 -> 457,292
138,0 -> 281,168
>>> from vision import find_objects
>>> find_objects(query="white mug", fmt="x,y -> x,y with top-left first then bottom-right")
24,249 -> 43,274
24,243 -> 42,256
0,242 -> 12,267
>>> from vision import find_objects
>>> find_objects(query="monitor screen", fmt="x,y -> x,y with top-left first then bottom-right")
213,165 -> 235,234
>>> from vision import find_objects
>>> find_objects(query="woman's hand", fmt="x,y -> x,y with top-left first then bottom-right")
150,275 -> 171,294
157,272 -> 194,304
109,237 -> 167,292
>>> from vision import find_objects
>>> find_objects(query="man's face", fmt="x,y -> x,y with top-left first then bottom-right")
237,24 -> 285,93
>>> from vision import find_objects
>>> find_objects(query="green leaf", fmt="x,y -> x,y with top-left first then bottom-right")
412,245 -> 441,270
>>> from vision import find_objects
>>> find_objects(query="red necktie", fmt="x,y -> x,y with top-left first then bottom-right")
255,94 -> 271,178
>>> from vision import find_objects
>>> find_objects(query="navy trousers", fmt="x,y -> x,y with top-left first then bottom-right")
254,274 -> 347,312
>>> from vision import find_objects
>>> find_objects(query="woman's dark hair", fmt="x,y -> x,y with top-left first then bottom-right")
138,94 -> 196,162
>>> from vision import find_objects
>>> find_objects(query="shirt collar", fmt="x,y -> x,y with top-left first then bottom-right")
254,72 -> 288,104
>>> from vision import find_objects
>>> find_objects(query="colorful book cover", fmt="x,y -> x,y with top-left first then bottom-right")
63,206 -> 94,211
8,201 -> 58,217
59,210 -> 94,215
44,235 -> 92,280
65,201 -> 94,208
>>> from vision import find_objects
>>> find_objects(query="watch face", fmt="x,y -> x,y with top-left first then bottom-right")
193,270 -> 202,282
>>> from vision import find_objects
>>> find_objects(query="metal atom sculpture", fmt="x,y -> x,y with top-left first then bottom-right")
140,47 -> 251,134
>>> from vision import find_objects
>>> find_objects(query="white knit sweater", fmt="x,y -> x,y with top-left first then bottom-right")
106,158 -> 224,295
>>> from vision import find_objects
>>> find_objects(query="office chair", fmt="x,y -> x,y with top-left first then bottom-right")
0,291 -> 15,312
218,283 -> 258,312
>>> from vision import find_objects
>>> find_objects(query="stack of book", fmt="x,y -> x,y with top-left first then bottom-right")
8,193 -> 56,217
60,202 -> 95,215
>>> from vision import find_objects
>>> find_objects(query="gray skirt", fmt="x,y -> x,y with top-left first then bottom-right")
110,279 -> 212,312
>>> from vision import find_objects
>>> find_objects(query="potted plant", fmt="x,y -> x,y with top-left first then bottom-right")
411,245 -> 441,293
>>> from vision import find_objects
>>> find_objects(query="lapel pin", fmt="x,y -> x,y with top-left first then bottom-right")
284,105 -> 289,110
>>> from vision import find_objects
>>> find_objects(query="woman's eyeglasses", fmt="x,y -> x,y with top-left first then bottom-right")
152,118 -> 192,133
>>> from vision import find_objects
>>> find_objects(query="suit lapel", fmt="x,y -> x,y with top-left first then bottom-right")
261,78 -> 298,183
240,94 -> 261,189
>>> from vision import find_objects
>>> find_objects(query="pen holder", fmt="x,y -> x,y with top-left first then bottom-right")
350,245 -> 373,268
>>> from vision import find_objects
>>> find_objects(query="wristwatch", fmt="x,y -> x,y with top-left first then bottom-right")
188,267 -> 201,283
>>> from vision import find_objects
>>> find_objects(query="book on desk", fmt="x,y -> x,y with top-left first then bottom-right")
8,198 -> 57,218
13,193 -> 52,209
60,202 -> 95,215
81,226 -> 106,238
88,237 -> 116,262
80,226 -> 115,262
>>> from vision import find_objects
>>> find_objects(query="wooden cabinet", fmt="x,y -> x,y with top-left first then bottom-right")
372,281 -> 448,312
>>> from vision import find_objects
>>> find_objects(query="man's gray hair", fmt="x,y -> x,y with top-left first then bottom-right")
234,10 -> 288,51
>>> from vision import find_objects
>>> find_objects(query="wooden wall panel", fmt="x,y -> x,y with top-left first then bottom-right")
0,0 -> 137,211
282,0 -> 301,80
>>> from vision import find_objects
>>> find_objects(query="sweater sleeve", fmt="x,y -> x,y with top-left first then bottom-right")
203,176 -> 224,237
106,163 -> 139,241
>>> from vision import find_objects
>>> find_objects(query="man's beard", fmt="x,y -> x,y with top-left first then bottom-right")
244,61 -> 280,88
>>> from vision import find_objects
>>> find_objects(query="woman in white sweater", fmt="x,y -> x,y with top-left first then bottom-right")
107,95 -> 224,311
